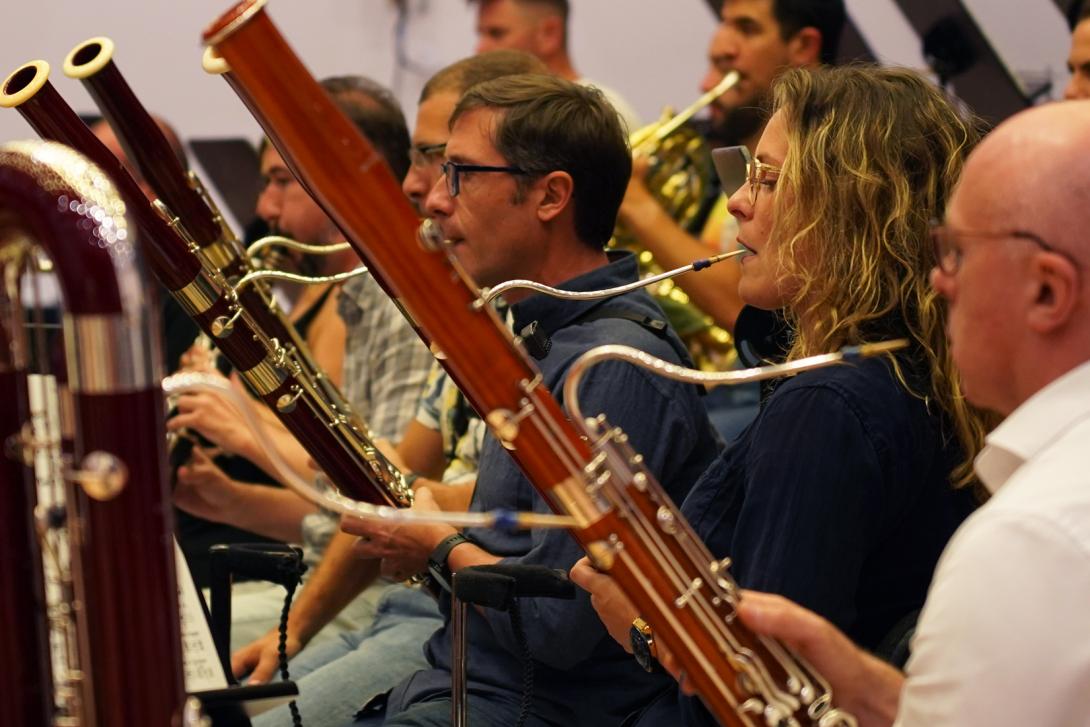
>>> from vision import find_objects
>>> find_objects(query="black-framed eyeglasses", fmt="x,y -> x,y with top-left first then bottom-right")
929,220 -> 1059,275
714,145 -> 782,206
439,160 -> 527,197
408,142 -> 447,169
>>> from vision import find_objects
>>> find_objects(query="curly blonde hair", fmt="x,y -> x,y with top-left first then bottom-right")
769,65 -> 989,486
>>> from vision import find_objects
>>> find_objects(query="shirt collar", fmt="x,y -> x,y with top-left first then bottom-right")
975,360 -> 1090,494
509,251 -> 639,337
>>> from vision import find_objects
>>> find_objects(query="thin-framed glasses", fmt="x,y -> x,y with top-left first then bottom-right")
712,145 -> 782,206
929,221 -> 1060,275
439,160 -> 527,197
408,142 -> 447,169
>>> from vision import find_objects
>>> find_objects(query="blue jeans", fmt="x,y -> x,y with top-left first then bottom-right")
254,586 -> 443,727
351,697 -> 552,727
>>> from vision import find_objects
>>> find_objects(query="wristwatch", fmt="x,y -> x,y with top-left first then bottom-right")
630,616 -> 660,673
427,532 -> 470,593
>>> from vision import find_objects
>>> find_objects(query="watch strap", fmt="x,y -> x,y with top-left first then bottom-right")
630,616 -> 662,673
427,532 -> 470,593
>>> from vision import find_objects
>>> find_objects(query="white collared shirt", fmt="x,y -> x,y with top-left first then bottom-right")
896,360 -> 1090,726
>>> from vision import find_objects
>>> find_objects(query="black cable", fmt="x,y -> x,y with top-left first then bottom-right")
274,556 -> 307,727
509,600 -> 534,727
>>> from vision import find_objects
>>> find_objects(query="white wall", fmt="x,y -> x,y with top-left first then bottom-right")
0,0 -> 713,146
0,0 -> 1075,147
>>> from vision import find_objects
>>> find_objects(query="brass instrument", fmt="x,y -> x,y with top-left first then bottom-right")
245,234 -> 352,260
0,140 -> 185,725
616,71 -> 741,370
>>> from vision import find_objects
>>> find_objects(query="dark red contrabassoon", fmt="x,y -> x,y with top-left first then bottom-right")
0,206 -> 53,727
0,60 -> 404,507
201,3 -> 858,725
0,139 -> 185,725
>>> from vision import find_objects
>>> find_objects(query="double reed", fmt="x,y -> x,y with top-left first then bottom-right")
0,140 -> 184,725
0,60 -> 408,508
202,2 -> 855,724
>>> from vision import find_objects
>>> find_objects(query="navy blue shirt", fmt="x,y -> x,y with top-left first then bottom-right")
640,353 -> 976,726
386,252 -> 721,725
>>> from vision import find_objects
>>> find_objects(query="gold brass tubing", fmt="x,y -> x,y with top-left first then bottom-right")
63,314 -> 157,394
238,355 -> 285,396
0,238 -> 32,372
634,71 -> 741,152
199,238 -> 240,273
482,250 -> 745,305
186,171 -> 250,260
563,339 -> 909,426
151,199 -> 200,252
232,266 -> 368,295
173,275 -> 220,317
246,235 -> 354,259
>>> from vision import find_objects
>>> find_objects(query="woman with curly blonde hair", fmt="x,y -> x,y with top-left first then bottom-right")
573,65 -> 990,727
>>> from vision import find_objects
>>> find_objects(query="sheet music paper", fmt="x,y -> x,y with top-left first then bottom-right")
175,539 -> 230,692
175,543 -> 295,716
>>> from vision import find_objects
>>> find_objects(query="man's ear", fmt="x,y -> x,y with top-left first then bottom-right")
787,27 -> 823,67
1027,252 -> 1080,334
534,170 -> 574,223
535,15 -> 565,58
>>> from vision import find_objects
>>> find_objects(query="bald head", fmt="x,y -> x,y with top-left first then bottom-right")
936,101 -> 1090,415
952,101 -> 1090,270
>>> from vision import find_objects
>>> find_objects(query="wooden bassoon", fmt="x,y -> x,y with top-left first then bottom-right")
0,60 -> 409,508
0,139 -> 185,725
0,192 -> 53,727
201,2 -> 857,724
59,36 -> 413,506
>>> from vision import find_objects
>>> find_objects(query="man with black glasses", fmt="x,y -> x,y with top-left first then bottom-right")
344,73 -> 720,727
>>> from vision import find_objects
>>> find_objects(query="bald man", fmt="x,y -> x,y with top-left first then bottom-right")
733,101 -> 1090,726
471,0 -> 640,130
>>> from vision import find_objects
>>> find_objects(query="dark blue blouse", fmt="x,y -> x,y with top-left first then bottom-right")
647,353 -> 976,726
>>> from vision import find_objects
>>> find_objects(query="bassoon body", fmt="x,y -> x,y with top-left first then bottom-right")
0,139 -> 185,725
59,36 -> 411,504
0,61 -> 409,508
201,2 -> 856,724
0,196 -> 53,727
